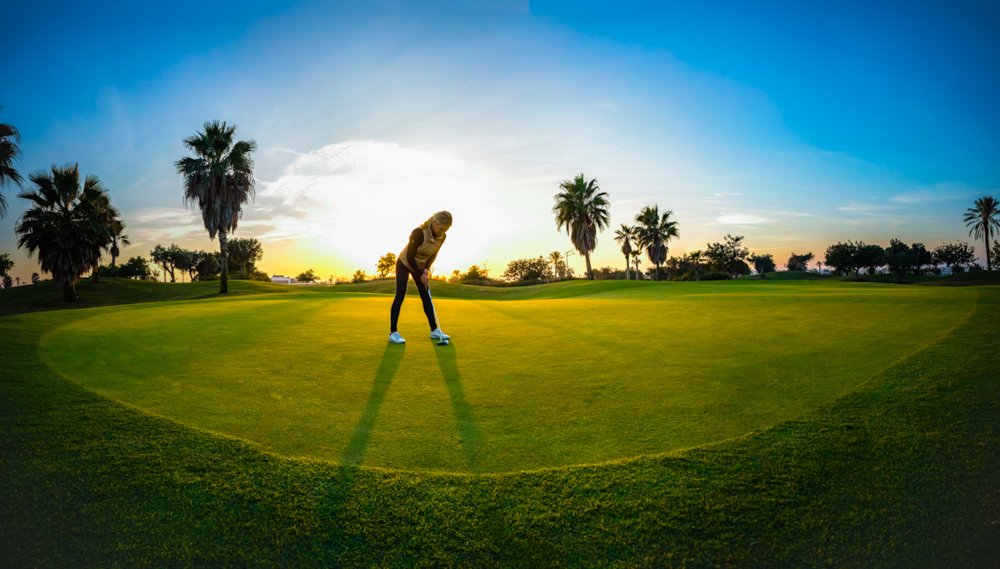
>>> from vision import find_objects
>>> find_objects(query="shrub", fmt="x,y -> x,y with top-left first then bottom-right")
503,257 -> 552,282
698,271 -> 729,281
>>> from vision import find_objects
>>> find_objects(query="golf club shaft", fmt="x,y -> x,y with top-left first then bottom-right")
428,285 -> 441,331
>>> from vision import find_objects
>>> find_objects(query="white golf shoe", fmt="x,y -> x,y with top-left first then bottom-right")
388,332 -> 406,344
429,328 -> 450,341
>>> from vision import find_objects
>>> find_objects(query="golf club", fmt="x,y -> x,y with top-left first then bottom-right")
427,282 -> 449,346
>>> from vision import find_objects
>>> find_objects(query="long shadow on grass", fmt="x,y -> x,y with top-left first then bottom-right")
340,344 -> 405,465
433,343 -> 484,473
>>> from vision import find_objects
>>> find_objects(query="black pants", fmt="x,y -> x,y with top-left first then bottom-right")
390,259 -> 437,333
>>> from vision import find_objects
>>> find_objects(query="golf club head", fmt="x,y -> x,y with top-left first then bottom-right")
437,339 -> 449,346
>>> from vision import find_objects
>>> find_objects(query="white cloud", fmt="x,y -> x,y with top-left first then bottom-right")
125,207 -> 205,245
253,140 -> 507,267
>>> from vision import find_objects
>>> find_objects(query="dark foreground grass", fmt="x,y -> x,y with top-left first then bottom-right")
1,283 -> 999,566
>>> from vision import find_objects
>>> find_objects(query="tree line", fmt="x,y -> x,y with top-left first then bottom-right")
144,238 -> 267,283
355,177 -> 999,286
549,173 -> 1000,283
0,113 -> 259,300
3,108 -> 999,296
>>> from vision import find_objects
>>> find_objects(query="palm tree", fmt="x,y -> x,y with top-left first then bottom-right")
16,164 -> 112,301
175,121 -> 257,294
0,105 -> 24,218
630,249 -> 643,279
614,224 -> 635,280
548,251 -> 563,279
552,174 -> 611,280
634,205 -> 680,281
108,220 -> 130,277
88,191 -> 123,284
688,250 -> 704,281
964,196 -> 1000,271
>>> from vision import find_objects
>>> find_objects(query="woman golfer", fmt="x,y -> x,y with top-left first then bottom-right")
389,211 -> 452,344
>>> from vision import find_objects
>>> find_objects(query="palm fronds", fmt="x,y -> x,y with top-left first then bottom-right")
175,121 -> 257,293
963,196 -> 1000,270
552,174 -> 611,280
0,107 -> 25,217
634,205 -> 680,280
15,164 -> 113,300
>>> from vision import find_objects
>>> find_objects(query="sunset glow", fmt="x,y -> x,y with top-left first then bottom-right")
3,1 -> 998,281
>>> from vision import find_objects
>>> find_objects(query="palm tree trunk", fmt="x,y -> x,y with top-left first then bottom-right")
91,261 -> 100,284
624,254 -> 630,280
219,229 -> 229,294
695,264 -> 700,281
111,253 -> 117,277
585,252 -> 593,280
63,282 -> 75,302
987,232 -> 992,271
655,239 -> 661,281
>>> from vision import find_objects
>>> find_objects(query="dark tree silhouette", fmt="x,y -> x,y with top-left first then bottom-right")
886,239 -> 914,284
553,174 -> 611,280
15,164 -> 112,301
635,206 -> 679,281
963,196 -> 999,270
614,224 -> 635,280
0,105 -> 24,218
176,121 -> 257,293
748,253 -> 775,277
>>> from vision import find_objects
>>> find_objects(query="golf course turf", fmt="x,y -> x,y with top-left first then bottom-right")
2,277 -> 998,566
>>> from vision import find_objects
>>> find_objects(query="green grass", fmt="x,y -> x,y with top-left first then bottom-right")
0,277 -> 292,317
755,270 -> 1000,286
40,283 -> 977,473
2,278 -> 998,566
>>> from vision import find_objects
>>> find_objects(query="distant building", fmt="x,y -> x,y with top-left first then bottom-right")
270,275 -> 298,285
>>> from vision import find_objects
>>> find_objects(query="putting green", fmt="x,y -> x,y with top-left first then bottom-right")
40,282 -> 976,473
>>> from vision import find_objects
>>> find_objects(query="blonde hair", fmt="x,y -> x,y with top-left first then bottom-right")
420,210 -> 453,230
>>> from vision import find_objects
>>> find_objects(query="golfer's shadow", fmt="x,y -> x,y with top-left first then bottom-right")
433,343 -> 484,473
340,344 -> 405,465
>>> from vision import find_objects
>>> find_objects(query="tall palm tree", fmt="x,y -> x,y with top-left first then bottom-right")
0,105 -> 24,218
630,249 -> 643,279
634,205 -> 680,281
108,220 -> 130,277
16,164 -> 112,301
964,196 -> 1000,271
552,174 -> 611,280
688,250 -> 704,281
614,224 -> 635,280
88,191 -> 123,284
548,251 -> 563,279
175,121 -> 257,293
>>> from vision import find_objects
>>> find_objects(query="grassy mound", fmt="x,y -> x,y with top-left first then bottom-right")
0,278 -> 290,317
2,279 -> 998,566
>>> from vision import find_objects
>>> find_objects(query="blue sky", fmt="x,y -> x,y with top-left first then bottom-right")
2,0 -> 998,281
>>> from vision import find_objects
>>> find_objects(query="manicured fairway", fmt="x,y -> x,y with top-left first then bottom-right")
2,278 -> 998,567
40,281 -> 976,473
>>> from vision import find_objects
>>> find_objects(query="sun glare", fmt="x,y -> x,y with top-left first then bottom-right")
255,141 -> 502,277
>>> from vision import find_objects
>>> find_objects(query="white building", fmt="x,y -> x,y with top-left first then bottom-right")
270,274 -> 298,285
